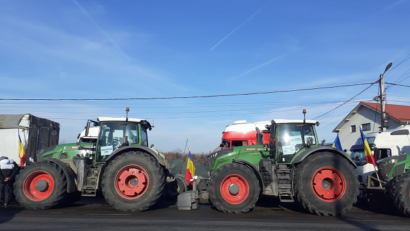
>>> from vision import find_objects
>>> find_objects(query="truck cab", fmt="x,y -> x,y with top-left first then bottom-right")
220,120 -> 270,149
350,126 -> 410,185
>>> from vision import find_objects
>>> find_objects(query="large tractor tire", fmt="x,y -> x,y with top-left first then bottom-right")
101,151 -> 165,212
387,171 -> 410,216
14,162 -> 68,210
294,152 -> 359,216
208,163 -> 260,214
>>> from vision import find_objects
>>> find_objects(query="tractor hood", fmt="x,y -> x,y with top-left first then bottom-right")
377,155 -> 407,181
206,148 -> 234,170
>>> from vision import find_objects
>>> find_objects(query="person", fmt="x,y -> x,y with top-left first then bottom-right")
0,156 -> 19,208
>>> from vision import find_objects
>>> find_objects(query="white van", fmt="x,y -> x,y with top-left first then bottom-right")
350,126 -> 410,185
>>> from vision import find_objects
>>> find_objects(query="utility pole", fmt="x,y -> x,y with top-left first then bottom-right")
379,63 -> 392,132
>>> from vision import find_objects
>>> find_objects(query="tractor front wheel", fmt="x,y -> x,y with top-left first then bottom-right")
294,152 -> 359,216
387,171 -> 410,216
208,163 -> 260,213
14,162 -> 68,210
101,151 -> 165,212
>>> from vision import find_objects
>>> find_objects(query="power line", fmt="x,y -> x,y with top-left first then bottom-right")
0,82 -> 373,101
312,82 -> 377,120
385,53 -> 410,75
385,82 -> 410,88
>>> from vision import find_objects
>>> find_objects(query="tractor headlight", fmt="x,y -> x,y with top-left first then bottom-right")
388,159 -> 398,164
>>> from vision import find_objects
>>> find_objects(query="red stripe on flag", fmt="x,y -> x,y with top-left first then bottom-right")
366,154 -> 376,167
185,169 -> 193,186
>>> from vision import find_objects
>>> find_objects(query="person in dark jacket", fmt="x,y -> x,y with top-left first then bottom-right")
0,156 -> 19,208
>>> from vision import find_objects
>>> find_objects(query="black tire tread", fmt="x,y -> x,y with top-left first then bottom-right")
101,151 -> 165,212
14,161 -> 68,210
388,171 -> 410,216
208,163 -> 260,214
294,152 -> 360,216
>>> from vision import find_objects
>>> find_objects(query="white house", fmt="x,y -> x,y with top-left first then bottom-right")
332,102 -> 410,152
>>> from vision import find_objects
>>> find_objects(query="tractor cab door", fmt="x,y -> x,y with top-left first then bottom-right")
96,122 -> 140,162
275,124 -> 317,164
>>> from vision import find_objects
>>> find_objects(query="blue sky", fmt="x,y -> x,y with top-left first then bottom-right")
1,0 -> 410,152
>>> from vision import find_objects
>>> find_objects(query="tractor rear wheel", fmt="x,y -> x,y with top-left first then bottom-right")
14,162 -> 68,210
101,151 -> 165,212
208,163 -> 260,213
387,171 -> 410,216
294,152 -> 359,216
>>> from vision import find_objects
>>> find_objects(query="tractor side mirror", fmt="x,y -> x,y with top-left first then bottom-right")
85,121 -> 91,137
150,144 -> 154,148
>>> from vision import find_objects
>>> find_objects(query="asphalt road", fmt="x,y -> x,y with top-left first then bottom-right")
0,196 -> 409,231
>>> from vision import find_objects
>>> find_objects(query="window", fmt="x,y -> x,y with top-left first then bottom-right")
351,125 -> 356,133
362,123 -> 371,131
232,140 -> 244,147
374,149 -> 391,161
141,128 -> 148,147
97,122 -> 139,161
355,137 -> 375,145
277,124 -> 316,163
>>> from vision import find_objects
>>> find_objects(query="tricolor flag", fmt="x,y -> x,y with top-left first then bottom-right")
18,129 -> 26,166
185,150 -> 196,186
332,134 -> 343,151
360,127 -> 376,166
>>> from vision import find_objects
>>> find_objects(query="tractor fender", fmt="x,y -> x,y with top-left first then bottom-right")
292,146 -> 357,168
42,158 -> 77,193
105,146 -> 166,167
232,159 -> 265,190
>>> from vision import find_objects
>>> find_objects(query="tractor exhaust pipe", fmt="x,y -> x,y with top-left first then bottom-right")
126,107 -> 129,122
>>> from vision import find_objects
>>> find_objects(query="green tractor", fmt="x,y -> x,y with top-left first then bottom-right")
14,108 -> 179,212
180,111 -> 360,216
363,154 -> 410,216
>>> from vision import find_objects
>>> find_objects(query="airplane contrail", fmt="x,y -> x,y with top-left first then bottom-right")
228,53 -> 287,82
71,0 -> 129,58
209,1 -> 272,51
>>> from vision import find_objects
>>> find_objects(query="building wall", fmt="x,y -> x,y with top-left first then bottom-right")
337,106 -> 401,152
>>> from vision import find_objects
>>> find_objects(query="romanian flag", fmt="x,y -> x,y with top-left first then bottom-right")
18,129 -> 26,166
360,127 -> 376,166
332,134 -> 343,151
185,151 -> 196,186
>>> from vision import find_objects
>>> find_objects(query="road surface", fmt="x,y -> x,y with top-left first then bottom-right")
0,196 -> 409,230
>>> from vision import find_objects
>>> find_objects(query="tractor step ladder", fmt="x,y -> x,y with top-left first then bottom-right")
81,165 -> 102,197
277,166 -> 294,202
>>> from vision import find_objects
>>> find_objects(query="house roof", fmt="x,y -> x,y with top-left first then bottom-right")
332,102 -> 410,133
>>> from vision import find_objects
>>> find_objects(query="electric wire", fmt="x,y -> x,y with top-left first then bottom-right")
312,82 -> 377,120
0,82 -> 373,101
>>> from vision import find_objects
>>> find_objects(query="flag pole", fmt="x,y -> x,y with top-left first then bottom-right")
183,139 -> 188,154
372,164 -> 383,189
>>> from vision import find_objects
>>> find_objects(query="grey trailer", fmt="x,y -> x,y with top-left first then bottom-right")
0,114 -> 60,166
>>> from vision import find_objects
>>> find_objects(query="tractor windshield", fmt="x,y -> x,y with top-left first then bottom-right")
97,122 -> 139,161
276,124 -> 316,163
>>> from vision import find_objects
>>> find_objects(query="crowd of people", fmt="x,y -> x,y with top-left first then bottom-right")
0,156 -> 19,208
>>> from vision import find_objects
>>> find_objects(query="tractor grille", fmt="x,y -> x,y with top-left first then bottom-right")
206,148 -> 233,170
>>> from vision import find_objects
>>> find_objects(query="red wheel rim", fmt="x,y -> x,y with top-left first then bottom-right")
23,170 -> 55,201
220,174 -> 249,204
115,165 -> 149,200
311,167 -> 346,202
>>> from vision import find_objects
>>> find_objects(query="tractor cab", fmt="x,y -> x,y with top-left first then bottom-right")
78,116 -> 152,163
266,119 -> 320,164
